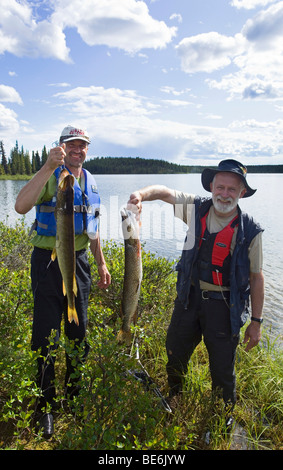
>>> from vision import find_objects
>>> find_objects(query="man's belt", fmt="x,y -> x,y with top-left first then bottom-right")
201,290 -> 230,301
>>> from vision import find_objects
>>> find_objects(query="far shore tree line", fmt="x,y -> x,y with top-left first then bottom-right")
1,140 -> 283,176
0,140 -> 48,176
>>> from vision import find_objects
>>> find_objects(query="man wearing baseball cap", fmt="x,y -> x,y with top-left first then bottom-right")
128,159 -> 264,430
15,125 -> 111,438
59,125 -> 91,144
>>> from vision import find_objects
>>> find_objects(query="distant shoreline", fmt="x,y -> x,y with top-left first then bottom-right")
1,157 -> 283,179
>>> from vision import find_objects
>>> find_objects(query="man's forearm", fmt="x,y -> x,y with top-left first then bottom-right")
89,236 -> 108,268
250,270 -> 264,319
15,145 -> 66,215
128,185 -> 176,211
14,164 -> 54,214
138,185 -> 175,204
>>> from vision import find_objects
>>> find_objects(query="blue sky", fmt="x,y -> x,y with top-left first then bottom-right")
1,0 -> 283,166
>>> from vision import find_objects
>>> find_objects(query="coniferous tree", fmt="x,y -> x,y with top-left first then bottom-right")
31,150 -> 36,173
41,145 -> 48,168
19,146 -> 25,175
34,150 -> 41,172
10,141 -> 20,175
0,141 -> 9,174
24,150 -> 32,175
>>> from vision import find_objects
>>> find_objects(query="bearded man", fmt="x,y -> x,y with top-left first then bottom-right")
128,159 -> 264,428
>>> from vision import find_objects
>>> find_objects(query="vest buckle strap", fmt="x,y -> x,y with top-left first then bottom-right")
74,204 -> 88,213
74,205 -> 99,215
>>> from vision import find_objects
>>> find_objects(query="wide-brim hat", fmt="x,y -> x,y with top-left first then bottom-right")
60,125 -> 91,144
201,159 -> 256,198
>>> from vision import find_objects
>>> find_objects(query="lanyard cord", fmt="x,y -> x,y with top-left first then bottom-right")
215,269 -> 230,308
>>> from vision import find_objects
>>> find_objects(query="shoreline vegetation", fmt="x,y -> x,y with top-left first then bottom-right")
0,156 -> 283,180
0,158 -> 283,180
0,138 -> 283,178
0,220 -> 282,450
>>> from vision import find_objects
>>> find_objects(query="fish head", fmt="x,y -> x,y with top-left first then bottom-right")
121,208 -> 140,240
58,170 -> 75,191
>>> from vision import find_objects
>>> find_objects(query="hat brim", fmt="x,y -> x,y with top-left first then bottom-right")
61,136 -> 90,144
201,168 -> 256,198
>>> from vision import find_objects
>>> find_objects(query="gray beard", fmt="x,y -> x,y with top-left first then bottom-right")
212,195 -> 239,214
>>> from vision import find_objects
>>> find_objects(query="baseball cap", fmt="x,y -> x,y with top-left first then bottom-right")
60,125 -> 91,144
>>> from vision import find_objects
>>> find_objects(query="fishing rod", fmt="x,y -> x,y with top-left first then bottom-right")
126,338 -> 172,414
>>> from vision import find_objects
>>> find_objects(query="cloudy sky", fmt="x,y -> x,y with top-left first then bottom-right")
1,0 -> 283,166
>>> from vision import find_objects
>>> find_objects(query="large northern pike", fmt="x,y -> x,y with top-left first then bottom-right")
51,168 -> 79,326
117,208 -> 142,345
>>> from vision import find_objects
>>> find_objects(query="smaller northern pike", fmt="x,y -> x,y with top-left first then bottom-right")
117,208 -> 142,345
51,168 -> 79,326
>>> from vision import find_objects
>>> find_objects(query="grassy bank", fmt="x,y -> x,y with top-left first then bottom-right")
0,174 -> 32,180
0,221 -> 282,450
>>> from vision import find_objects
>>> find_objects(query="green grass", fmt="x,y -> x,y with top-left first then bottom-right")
0,174 -> 32,180
0,220 -> 282,450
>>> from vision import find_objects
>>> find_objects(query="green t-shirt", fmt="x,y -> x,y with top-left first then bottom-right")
31,174 -> 90,251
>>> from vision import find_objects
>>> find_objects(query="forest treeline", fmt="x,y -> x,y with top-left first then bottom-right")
83,156 -> 283,174
0,140 -> 48,176
1,140 -> 283,176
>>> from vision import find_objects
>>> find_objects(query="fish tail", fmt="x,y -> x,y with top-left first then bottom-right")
68,304 -> 79,326
117,329 -> 132,345
51,248 -> 57,261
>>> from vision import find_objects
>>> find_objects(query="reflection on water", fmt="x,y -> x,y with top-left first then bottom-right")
1,174 -> 282,344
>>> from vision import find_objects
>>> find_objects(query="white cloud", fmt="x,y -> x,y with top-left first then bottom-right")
207,71 -> 283,101
0,103 -> 20,139
0,85 -> 23,104
48,82 -> 71,88
0,0 -> 70,61
176,32 -> 245,73
162,99 -> 193,107
49,84 -> 283,164
177,2 -> 283,104
203,114 -> 223,120
51,0 -> 176,53
170,13 -> 183,23
54,85 -> 154,118
242,1 -> 283,47
0,0 -> 176,62
160,86 -> 191,96
230,0 -> 276,9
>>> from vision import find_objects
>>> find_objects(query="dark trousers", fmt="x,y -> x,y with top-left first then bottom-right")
31,247 -> 91,409
166,288 -> 239,405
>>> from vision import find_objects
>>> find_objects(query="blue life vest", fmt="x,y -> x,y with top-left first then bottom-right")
35,167 -> 100,239
175,197 -> 263,336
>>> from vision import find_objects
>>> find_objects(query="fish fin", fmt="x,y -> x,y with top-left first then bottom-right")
73,274 -> 78,297
62,280 -> 67,296
68,304 -> 79,326
51,248 -> 57,261
117,329 -> 132,346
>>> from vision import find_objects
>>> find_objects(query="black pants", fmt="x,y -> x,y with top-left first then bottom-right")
31,247 -> 91,409
166,288 -> 239,405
